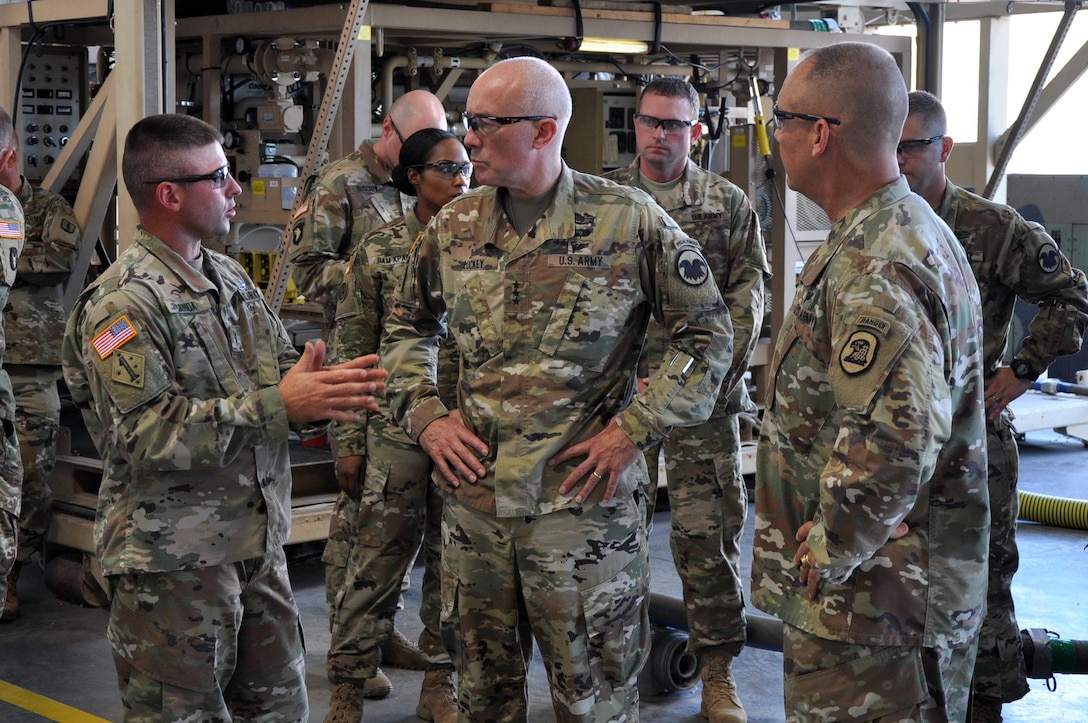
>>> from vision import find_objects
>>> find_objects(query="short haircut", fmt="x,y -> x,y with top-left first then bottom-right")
801,42 -> 908,157
122,114 -> 224,212
640,77 -> 699,120
390,128 -> 460,196
907,90 -> 948,136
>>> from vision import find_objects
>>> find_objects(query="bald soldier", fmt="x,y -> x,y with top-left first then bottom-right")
752,43 -> 989,722
287,89 -> 448,694
382,57 -> 732,721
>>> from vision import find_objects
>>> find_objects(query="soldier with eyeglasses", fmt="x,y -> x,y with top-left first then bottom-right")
382,57 -> 732,722
61,114 -> 387,723
752,43 -> 989,722
900,90 -> 1088,723
607,76 -> 769,723
287,89 -> 449,699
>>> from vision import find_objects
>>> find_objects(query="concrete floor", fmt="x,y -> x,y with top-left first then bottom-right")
1,428 -> 1086,722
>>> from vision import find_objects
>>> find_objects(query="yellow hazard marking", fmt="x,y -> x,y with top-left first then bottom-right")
0,680 -> 112,723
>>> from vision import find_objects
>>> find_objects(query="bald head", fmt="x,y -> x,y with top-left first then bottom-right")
798,42 -> 908,159
475,57 -> 572,141
388,90 -> 448,137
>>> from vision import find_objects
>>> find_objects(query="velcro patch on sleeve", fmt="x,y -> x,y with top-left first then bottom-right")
92,315 -> 138,360
0,219 -> 21,239
829,309 -> 915,412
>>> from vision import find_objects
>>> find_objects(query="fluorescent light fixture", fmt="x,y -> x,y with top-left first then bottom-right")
574,36 -> 650,54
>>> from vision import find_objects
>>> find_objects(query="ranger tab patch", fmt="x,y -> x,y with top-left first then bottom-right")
840,329 -> 879,375
92,315 -> 138,360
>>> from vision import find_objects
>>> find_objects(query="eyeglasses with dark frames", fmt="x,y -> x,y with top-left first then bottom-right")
390,118 -> 406,143
771,102 -> 842,128
415,161 -> 473,178
633,113 -> 696,134
143,165 -> 233,189
896,135 -> 945,156
462,113 -> 556,135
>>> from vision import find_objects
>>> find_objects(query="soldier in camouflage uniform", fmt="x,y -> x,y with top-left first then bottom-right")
324,129 -> 470,723
288,90 -> 447,692
0,183 -> 25,611
60,114 -> 386,722
0,107 -> 81,621
752,43 -> 989,722
899,90 -> 1088,723
606,77 -> 769,723
382,57 -> 733,722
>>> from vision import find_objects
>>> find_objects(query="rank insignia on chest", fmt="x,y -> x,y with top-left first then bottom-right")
840,330 -> 878,375
112,350 -> 146,388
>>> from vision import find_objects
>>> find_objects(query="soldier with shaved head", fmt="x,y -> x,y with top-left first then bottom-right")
382,56 -> 733,721
752,42 -> 989,721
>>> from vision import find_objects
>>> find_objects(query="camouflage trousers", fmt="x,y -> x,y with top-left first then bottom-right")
782,624 -> 976,722
972,416 -> 1030,704
9,365 -> 60,563
441,490 -> 650,722
644,413 -> 746,656
0,509 -> 15,602
325,435 -> 447,684
108,547 -> 307,723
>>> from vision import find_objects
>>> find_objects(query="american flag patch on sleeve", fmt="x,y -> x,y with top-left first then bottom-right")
92,315 -> 138,359
0,219 -> 21,238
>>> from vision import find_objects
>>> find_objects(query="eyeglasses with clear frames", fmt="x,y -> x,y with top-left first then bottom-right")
144,165 -> 233,189
462,113 -> 556,136
417,161 -> 473,178
896,135 -> 945,156
633,113 -> 696,134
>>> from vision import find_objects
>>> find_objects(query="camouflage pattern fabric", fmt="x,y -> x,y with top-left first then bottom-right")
9,366 -> 59,563
782,623 -> 975,722
938,181 -> 1088,704
753,178 -> 989,717
60,227 -> 306,721
5,179 -> 80,367
382,164 -> 732,720
609,157 -> 768,656
0,185 -> 25,604
440,489 -> 650,721
4,178 -> 79,564
286,141 -> 411,326
324,210 -> 454,683
109,547 -> 306,721
61,227 -> 300,576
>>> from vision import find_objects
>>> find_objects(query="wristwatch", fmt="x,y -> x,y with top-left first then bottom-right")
1010,357 -> 1041,381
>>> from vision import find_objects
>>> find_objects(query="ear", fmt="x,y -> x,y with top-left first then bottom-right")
153,182 -> 185,213
531,118 -> 559,150
689,122 -> 703,146
407,167 -> 423,189
810,119 -> 833,159
939,135 -> 954,163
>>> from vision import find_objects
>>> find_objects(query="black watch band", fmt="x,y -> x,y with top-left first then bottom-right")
1010,358 -> 1040,381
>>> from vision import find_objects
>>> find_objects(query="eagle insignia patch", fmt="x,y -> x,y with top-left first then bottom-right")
840,330 -> 878,375
677,248 -> 709,286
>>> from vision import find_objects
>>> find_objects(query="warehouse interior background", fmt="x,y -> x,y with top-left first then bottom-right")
0,0 -> 1085,721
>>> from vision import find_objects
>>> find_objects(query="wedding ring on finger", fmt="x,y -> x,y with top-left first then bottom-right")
801,553 -> 814,567
590,471 -> 603,480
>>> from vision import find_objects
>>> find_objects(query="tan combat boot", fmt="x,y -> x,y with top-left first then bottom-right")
382,626 -> 428,670
324,682 -> 363,723
2,561 -> 20,622
699,647 -> 746,723
416,666 -> 458,723
362,667 -> 392,699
